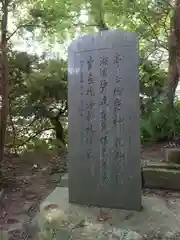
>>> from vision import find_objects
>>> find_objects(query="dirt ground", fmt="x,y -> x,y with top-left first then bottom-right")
0,150 -> 68,239
0,143 -> 178,239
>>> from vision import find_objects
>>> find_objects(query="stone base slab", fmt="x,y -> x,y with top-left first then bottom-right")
56,167 -> 180,191
34,174 -> 180,240
143,164 -> 180,190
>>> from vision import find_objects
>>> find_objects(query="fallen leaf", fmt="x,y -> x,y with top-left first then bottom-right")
44,204 -> 59,211
97,209 -> 112,221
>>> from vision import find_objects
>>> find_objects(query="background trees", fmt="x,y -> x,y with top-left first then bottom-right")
0,0 -> 180,160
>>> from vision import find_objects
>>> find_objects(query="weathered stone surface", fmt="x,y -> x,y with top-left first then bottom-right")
68,29 -> 141,211
143,162 -> 180,170
38,208 -> 143,240
58,173 -> 68,187
143,231 -> 180,240
164,148 -> 180,164
143,167 -> 180,190
36,186 -> 180,240
57,226 -> 142,240
110,228 -> 142,240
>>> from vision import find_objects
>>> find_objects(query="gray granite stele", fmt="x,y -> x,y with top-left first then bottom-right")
68,29 -> 142,211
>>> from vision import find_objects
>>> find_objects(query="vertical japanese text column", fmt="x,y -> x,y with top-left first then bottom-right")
85,56 -> 96,175
99,56 -> 109,186
112,53 -> 125,185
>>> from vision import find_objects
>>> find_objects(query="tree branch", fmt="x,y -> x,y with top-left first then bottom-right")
20,116 -> 39,136
0,0 -> 5,8
15,127 -> 54,148
6,23 -> 43,41
163,0 -> 174,9
130,0 -> 168,50
141,14 -> 168,50
59,101 -> 68,116
72,22 -> 100,28
72,14 -> 109,31
163,10 -> 171,38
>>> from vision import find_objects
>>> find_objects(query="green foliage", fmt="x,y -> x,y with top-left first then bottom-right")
141,100 -> 180,143
3,0 -> 180,154
140,58 -> 166,99
139,56 -> 180,143
7,49 -> 68,154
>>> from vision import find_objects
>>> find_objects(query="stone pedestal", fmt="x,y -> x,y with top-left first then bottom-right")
164,148 -> 180,164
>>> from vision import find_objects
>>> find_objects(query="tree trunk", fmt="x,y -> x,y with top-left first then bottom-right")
0,0 -> 9,164
90,0 -> 109,31
163,0 -> 180,107
50,117 -> 65,145
97,18 -> 109,31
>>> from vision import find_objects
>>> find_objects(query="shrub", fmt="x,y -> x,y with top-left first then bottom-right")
140,100 -> 180,143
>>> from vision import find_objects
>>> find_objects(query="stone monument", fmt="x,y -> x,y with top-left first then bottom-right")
68,29 -> 142,211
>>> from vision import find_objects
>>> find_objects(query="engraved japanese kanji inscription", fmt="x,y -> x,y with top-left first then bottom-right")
68,29 -> 142,210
